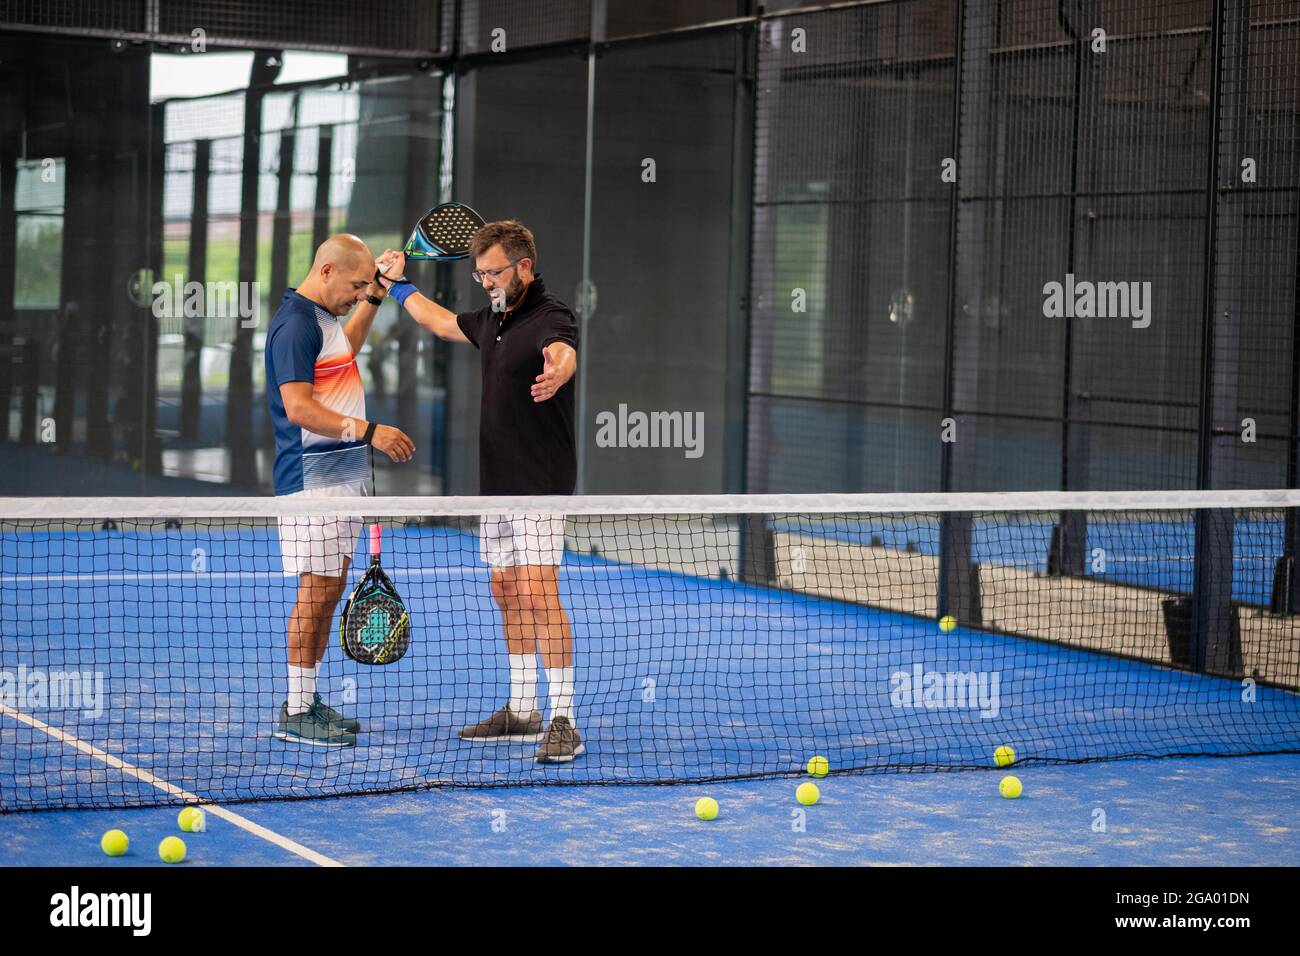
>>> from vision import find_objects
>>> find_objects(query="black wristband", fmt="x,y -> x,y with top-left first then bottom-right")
363,421 -> 378,445
365,293 -> 383,306
376,269 -> 406,291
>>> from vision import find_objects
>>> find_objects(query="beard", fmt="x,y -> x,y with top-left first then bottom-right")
497,274 -> 525,309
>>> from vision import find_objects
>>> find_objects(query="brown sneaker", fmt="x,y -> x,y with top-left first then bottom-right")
458,705 -> 544,742
535,716 -> 585,763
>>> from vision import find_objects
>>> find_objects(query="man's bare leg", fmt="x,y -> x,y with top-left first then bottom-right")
507,565 -> 581,761
308,557 -> 359,729
277,568 -> 353,745
457,566 -> 547,740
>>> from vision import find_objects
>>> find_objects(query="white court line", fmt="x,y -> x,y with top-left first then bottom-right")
0,704 -> 343,867
0,566 -> 631,585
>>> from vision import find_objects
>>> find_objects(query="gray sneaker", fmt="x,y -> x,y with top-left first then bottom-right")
311,693 -> 361,733
535,716 -> 584,763
274,701 -> 356,747
458,705 -> 544,742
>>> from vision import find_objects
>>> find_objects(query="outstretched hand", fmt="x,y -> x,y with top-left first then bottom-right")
532,348 -> 563,403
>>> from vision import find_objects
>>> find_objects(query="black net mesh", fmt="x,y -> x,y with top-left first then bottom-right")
605,0 -> 750,39
0,0 -> 145,32
746,0 -> 1300,494
2,493 -> 1298,811
156,0 -> 442,55
458,0 -> 590,54
748,2 -> 956,493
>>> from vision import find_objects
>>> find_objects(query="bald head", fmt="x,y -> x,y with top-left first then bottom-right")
297,233 -> 378,317
313,234 -> 372,272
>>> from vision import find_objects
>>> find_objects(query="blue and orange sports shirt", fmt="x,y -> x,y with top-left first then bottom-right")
264,289 -> 368,495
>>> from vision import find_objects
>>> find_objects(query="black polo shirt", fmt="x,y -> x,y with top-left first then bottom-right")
456,274 -> 578,495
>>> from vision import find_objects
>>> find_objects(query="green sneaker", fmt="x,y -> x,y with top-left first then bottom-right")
274,701 -> 356,747
311,693 -> 361,733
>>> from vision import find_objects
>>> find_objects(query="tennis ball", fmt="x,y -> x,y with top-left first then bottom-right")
939,615 -> 957,633
806,755 -> 829,778
994,745 -> 1017,768
178,807 -> 205,832
100,829 -> 128,857
999,775 -> 1023,799
796,782 -> 820,806
158,836 -> 187,864
695,797 -> 719,821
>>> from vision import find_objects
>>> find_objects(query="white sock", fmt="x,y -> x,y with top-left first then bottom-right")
287,664 -> 316,716
508,654 -> 539,715
313,661 -> 322,701
545,666 -> 576,723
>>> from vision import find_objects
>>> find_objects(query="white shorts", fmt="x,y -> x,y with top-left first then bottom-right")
278,480 -> 368,578
479,513 -> 566,569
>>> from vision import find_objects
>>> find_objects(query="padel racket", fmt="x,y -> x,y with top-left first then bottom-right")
403,202 -> 486,261
339,523 -> 410,666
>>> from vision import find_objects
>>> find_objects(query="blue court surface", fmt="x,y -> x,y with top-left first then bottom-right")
2,754 -> 1298,866
3,520 -> 1299,863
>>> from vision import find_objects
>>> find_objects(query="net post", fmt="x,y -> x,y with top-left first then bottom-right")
1053,395 -> 1091,578
739,513 -> 775,588
1273,510 -> 1300,615
1048,510 -> 1086,577
1191,506 -> 1243,677
938,511 -> 981,627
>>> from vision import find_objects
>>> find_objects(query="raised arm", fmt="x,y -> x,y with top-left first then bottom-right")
400,289 -> 471,344
341,269 -> 388,357
375,249 -> 470,344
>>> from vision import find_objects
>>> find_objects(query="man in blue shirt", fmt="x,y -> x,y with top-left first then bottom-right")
265,234 -> 414,747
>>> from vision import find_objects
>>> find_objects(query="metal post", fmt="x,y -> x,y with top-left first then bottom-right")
312,125 -> 333,253
1189,0 -> 1242,675
0,139 -> 16,444
938,0 -> 982,627
181,138 -> 209,441
574,6 -> 599,494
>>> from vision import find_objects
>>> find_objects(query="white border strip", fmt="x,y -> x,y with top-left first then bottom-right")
0,705 -> 343,867
0,566 -> 630,585
3,489 -> 1300,520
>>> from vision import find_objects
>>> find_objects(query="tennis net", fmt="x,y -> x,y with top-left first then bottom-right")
3,491 -> 1299,811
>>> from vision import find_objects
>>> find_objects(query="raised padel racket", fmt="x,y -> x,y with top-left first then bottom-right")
339,524 -> 410,666
403,202 -> 486,261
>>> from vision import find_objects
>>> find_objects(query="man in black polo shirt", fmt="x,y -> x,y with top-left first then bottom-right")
379,221 -> 582,763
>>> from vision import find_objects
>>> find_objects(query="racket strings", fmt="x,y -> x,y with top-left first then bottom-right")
421,206 -> 481,254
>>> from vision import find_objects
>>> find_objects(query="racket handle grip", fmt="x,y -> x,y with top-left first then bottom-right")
369,523 -> 382,556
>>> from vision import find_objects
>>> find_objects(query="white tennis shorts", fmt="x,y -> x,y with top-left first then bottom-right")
278,480 -> 368,577
479,513 -> 566,569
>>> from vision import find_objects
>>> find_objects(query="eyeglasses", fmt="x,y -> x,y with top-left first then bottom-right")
471,258 -> 526,284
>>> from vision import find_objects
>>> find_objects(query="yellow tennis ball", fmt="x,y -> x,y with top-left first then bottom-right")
939,615 -> 957,633
999,775 -> 1023,799
695,797 -> 719,821
994,745 -> 1016,768
178,807 -> 205,832
806,755 -> 829,778
100,829 -> 128,857
158,836 -> 187,863
796,782 -> 820,806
